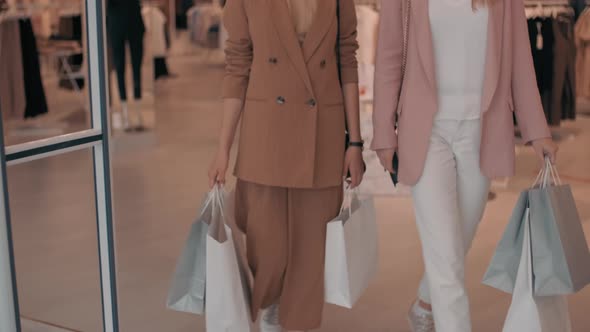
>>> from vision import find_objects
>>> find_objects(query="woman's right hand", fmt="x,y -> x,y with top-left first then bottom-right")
208,150 -> 230,188
376,148 -> 396,173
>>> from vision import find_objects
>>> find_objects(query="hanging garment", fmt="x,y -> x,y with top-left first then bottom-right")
0,18 -> 26,119
142,6 -> 167,57
175,0 -> 193,29
570,0 -> 586,20
552,15 -> 576,122
187,4 -> 222,46
575,9 -> 590,98
57,14 -> 82,41
154,57 -> 169,80
19,18 -> 48,118
187,6 -> 200,42
528,17 -> 555,124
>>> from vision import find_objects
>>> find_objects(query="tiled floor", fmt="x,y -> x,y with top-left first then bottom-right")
5,49 -> 590,332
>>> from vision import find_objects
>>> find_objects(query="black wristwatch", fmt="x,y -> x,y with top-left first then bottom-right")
348,141 -> 364,150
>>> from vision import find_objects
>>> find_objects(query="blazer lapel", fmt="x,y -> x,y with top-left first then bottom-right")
271,0 -> 314,94
302,0 -> 336,63
412,0 -> 436,91
481,0 -> 504,113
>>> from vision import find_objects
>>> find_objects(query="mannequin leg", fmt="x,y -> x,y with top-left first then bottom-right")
111,34 -> 127,102
128,31 -> 144,100
128,30 -> 145,129
110,33 -> 132,129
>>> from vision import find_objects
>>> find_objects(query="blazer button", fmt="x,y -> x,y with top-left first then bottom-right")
307,98 -> 317,107
320,60 -> 326,68
269,57 -> 278,64
276,96 -> 285,104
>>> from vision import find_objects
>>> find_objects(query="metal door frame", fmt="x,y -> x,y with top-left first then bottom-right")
0,0 -> 119,331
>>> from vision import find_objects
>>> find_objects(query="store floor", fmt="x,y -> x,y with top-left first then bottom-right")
8,52 -> 590,332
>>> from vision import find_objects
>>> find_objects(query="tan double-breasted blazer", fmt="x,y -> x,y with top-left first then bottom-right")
222,0 -> 359,189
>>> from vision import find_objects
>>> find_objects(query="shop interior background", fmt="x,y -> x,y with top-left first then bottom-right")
0,0 -> 589,331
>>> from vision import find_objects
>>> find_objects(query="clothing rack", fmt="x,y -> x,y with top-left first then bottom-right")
0,8 -> 31,23
4,2 -> 80,12
525,0 -> 577,125
0,2 -> 81,23
0,12 -> 49,119
524,0 -> 571,5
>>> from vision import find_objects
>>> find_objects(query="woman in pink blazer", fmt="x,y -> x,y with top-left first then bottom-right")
371,0 -> 558,331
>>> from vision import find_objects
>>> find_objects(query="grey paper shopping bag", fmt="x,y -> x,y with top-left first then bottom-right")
482,191 -> 529,294
529,184 -> 590,296
166,215 -> 210,314
166,190 -> 217,314
502,208 -> 572,332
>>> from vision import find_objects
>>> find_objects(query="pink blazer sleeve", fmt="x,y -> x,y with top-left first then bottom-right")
371,0 -> 403,151
510,0 -> 551,143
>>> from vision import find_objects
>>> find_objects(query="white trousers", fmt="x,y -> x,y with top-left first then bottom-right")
411,119 -> 491,332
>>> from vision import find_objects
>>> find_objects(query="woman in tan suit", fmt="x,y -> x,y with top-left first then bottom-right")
372,0 -> 558,331
208,0 -> 363,331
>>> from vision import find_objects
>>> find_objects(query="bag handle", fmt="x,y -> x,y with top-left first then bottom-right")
531,157 -> 562,188
339,185 -> 359,220
543,157 -> 562,188
208,185 -> 229,242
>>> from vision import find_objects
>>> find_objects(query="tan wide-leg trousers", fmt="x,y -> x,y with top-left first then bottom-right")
234,179 -> 343,330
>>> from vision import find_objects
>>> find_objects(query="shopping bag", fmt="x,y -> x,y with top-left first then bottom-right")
528,160 -> 590,296
166,191 -> 217,314
502,207 -> 572,332
205,186 -> 251,332
324,190 -> 379,308
482,191 -> 529,294
483,158 -> 590,295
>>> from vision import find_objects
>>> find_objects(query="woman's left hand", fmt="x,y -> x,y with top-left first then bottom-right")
343,147 -> 364,189
532,137 -> 559,164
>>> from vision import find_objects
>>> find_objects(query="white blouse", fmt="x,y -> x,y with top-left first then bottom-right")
287,0 -> 317,43
429,0 -> 489,120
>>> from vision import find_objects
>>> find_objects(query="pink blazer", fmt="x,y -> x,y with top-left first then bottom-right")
371,0 -> 551,186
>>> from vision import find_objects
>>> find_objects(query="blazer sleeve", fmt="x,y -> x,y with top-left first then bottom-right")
222,0 -> 253,99
338,0 -> 360,84
371,0 -> 403,151
511,0 -> 551,143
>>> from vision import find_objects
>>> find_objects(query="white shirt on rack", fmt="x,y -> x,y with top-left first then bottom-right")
429,0 -> 489,120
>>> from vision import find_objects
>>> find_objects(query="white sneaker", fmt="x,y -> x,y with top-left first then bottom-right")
408,301 -> 435,332
260,304 -> 282,332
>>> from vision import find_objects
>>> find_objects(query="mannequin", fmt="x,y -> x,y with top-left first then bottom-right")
571,0 -> 585,21
107,0 -> 146,131
142,3 -> 172,79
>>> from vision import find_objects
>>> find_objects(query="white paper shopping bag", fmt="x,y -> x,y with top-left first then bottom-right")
204,186 -> 251,332
502,208 -> 572,332
324,191 -> 379,308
